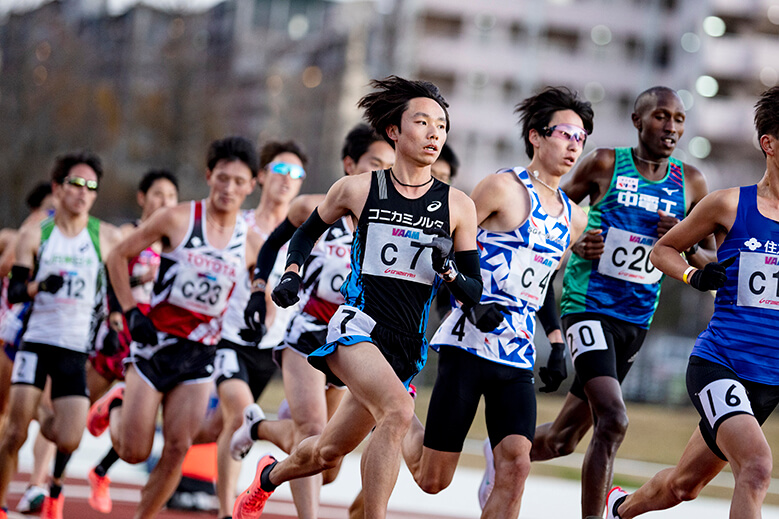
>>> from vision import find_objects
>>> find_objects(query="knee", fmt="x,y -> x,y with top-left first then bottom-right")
495,443 -> 531,495
593,408 -> 629,444
377,402 -> 414,438
736,456 -> 773,494
668,473 -> 706,503
417,474 -> 451,495
161,435 -> 192,463
2,422 -> 28,452
295,421 -> 325,441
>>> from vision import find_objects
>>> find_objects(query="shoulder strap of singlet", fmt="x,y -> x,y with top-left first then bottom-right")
87,216 -> 101,261
39,217 -> 55,244
376,169 -> 389,200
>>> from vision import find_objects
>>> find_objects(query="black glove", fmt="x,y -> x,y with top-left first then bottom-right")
688,256 -> 735,292
101,328 -> 120,357
271,271 -> 302,308
538,342 -> 567,393
38,274 -> 64,294
466,303 -> 506,333
238,325 -> 266,345
244,290 -> 267,332
124,307 -> 158,346
424,227 -> 453,273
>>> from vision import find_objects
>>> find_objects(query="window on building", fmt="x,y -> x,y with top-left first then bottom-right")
421,12 -> 463,39
418,70 -> 456,97
625,36 -> 644,61
509,21 -> 525,43
543,27 -> 578,53
654,40 -> 671,68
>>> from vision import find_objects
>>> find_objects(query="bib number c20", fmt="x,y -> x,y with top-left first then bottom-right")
598,228 -> 662,285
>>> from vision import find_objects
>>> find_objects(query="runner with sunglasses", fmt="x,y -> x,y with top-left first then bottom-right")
529,86 -> 712,518
0,151 -> 123,519
407,87 -> 591,519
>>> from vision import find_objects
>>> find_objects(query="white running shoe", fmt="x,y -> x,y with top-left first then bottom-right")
230,403 -> 265,460
477,438 -> 495,509
17,484 -> 48,513
606,486 -> 629,519
277,399 -> 291,420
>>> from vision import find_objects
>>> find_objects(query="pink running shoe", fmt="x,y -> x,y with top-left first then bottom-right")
233,455 -> 277,519
87,383 -> 124,436
40,494 -> 64,519
88,468 -> 112,513
408,384 -> 417,400
607,486 -> 629,519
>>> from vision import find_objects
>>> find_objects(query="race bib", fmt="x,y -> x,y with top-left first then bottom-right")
168,267 -> 234,317
737,251 -> 779,309
566,319 -> 608,362
317,254 -> 350,304
598,227 -> 662,285
362,223 -> 436,285
215,348 -> 240,379
326,305 -> 376,343
698,378 -> 752,429
11,350 -> 37,385
503,247 -> 557,306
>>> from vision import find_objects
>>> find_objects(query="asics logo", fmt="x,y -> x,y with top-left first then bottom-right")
427,201 -> 442,212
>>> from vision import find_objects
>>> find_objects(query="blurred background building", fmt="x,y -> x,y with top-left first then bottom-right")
1,0 -> 779,399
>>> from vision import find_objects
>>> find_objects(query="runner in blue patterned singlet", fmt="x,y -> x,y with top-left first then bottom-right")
233,76 -> 482,519
402,88 -> 591,519
531,87 -> 713,518
607,86 -> 779,519
103,137 -> 264,519
0,152 -> 123,519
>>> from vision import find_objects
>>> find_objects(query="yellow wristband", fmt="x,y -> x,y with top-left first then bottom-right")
683,266 -> 696,285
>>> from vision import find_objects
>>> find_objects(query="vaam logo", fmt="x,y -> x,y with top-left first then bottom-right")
392,228 -> 420,240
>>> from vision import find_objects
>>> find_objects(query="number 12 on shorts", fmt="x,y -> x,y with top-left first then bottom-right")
698,379 -> 752,430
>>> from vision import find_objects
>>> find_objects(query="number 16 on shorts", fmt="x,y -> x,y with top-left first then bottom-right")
699,379 -> 752,430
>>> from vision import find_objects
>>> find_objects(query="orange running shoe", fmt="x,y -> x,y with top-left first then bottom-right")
0,506 -> 8,518
86,383 -> 124,436
233,455 -> 277,519
88,468 -> 112,513
40,494 -> 64,519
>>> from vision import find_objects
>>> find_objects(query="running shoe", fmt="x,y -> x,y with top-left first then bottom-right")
606,486 -> 629,519
408,383 -> 417,400
230,403 -> 265,461
88,468 -> 112,513
477,438 -> 495,509
87,383 -> 125,437
16,484 -> 47,513
0,507 -> 7,519
40,494 -> 64,519
277,399 -> 291,420
233,454 -> 276,519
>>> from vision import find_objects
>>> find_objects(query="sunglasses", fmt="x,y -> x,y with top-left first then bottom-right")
268,161 -> 306,179
65,176 -> 99,191
542,124 -> 588,146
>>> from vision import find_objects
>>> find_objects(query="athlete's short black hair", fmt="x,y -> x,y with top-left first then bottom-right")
358,75 -> 450,148
755,87 -> 779,149
515,87 -> 594,159
633,86 -> 679,115
341,124 -> 384,162
139,169 -> 178,194
259,140 -> 308,170
438,143 -> 459,179
25,182 -> 52,210
207,136 -> 260,177
50,150 -> 104,185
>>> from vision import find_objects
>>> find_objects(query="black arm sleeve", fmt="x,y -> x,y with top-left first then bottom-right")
253,218 -> 298,282
446,250 -> 482,310
285,209 -> 332,269
7,265 -> 32,304
106,279 -> 121,314
536,269 -> 562,336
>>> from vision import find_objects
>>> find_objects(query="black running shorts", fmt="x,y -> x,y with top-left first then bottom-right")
215,340 -> 277,400
131,338 -> 216,393
687,355 -> 779,461
423,345 -> 536,452
562,312 -> 647,400
12,342 -> 88,399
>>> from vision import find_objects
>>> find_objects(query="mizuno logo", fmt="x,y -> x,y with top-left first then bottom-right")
661,188 -> 678,196
427,201 -> 442,212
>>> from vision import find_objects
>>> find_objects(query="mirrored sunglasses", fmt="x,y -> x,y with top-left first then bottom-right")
268,161 -> 306,179
542,124 -> 588,145
65,176 -> 99,191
